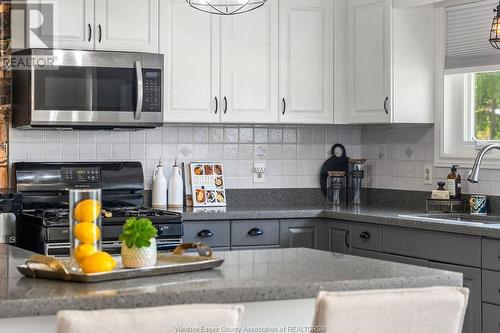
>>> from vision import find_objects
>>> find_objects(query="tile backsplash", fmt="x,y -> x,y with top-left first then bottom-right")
9,125 -> 362,189
12,123 -> 499,194
362,124 -> 500,196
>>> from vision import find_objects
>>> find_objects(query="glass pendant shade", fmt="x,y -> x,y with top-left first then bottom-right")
186,0 -> 267,15
490,3 -> 500,49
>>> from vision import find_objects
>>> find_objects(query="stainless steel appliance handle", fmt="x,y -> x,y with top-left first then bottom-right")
135,61 -> 143,120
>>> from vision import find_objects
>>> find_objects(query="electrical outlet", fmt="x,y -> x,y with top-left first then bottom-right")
424,164 -> 433,185
253,162 -> 267,183
377,145 -> 386,160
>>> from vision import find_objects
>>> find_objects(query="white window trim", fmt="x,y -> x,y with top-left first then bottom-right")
435,5 -> 500,168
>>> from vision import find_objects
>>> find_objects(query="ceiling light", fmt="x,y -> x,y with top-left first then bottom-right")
489,1 -> 500,49
186,0 -> 267,15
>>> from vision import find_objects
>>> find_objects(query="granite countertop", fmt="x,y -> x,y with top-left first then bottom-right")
0,245 -> 461,318
181,203 -> 500,238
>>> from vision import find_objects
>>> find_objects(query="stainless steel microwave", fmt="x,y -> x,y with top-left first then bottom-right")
12,49 -> 163,130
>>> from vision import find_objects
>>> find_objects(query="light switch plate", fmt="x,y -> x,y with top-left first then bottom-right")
424,164 -> 433,185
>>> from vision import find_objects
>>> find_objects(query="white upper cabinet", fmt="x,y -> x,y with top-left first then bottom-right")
161,0 -> 279,124
160,0 -> 220,123
346,0 -> 390,123
220,1 -> 279,124
340,0 -> 434,124
15,0 -> 158,53
278,0 -> 334,124
94,0 -> 159,52
18,0 -> 93,49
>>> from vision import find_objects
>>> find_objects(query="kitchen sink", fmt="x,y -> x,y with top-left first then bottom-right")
398,213 -> 500,225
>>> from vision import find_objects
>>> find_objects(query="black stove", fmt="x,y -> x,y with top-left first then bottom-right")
13,162 -> 183,257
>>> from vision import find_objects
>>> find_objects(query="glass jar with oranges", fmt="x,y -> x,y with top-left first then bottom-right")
69,189 -> 102,271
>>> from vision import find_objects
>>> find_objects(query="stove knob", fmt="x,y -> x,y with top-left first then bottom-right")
154,225 -> 164,235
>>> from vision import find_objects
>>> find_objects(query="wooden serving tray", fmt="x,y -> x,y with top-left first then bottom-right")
17,243 -> 224,283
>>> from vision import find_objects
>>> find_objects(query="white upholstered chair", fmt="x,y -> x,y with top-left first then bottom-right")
55,303 -> 244,333
313,287 -> 469,333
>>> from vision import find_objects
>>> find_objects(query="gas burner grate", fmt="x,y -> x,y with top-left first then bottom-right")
41,209 -> 70,221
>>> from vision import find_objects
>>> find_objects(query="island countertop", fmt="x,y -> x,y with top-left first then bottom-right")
0,245 -> 461,318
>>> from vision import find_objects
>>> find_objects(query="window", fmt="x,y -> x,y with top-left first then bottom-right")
436,1 -> 500,168
472,71 -> 500,141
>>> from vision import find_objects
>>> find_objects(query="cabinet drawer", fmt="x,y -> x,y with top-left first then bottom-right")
351,223 -> 381,251
482,270 -> 500,305
483,303 -> 500,333
183,221 -> 230,248
382,227 -> 481,267
352,248 -> 381,260
231,220 -> 279,247
430,262 -> 481,333
381,254 -> 429,267
482,238 -> 500,271
232,245 -> 281,251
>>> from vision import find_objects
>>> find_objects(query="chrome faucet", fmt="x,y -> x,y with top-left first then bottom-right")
468,144 -> 500,183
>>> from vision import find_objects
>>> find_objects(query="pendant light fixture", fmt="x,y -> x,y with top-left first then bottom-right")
186,0 -> 267,15
489,1 -> 500,49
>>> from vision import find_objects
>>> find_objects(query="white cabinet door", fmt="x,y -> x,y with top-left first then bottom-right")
346,0 -> 391,123
160,0 -> 220,123
278,0 -> 334,124
220,2 -> 279,124
25,0 -> 93,49
95,0 -> 158,52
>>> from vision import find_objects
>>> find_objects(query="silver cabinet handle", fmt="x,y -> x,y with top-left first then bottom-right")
98,24 -> 102,43
87,24 -> 92,42
134,60 -> 143,120
282,98 -> 286,115
383,97 -> 389,115
223,96 -> 228,114
214,96 -> 218,114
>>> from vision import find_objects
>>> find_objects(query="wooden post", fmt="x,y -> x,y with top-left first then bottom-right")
0,2 -> 10,188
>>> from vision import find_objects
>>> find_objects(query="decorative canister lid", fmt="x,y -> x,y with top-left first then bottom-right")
328,171 -> 346,177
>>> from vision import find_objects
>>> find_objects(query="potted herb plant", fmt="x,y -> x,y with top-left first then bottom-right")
119,217 -> 158,268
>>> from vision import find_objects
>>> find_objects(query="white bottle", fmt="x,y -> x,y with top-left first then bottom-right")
151,159 -> 167,209
168,158 -> 184,208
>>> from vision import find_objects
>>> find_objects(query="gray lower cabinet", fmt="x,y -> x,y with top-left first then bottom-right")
329,222 -> 351,254
279,219 -> 322,249
483,303 -> 500,333
381,253 -> 429,267
232,245 -> 281,251
382,226 -> 481,267
183,220 -> 230,249
351,223 -> 382,252
481,270 -> 500,306
328,219 -> 481,333
351,248 -> 381,259
429,262 -> 481,333
231,220 -> 280,248
482,238 -> 500,271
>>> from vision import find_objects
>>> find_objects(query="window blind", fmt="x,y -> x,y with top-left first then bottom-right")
446,0 -> 500,72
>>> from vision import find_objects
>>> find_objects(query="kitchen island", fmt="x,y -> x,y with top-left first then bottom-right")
0,244 -> 461,332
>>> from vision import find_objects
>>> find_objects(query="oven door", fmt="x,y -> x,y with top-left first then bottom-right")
30,50 -> 163,129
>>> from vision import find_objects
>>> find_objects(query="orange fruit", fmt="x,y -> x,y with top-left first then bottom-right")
74,244 -> 97,263
73,199 -> 101,223
74,222 -> 101,244
79,251 -> 116,273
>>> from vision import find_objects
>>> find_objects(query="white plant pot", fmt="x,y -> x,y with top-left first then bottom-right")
121,238 -> 157,268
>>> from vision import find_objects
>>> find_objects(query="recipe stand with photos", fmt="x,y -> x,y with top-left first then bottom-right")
190,162 -> 226,207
